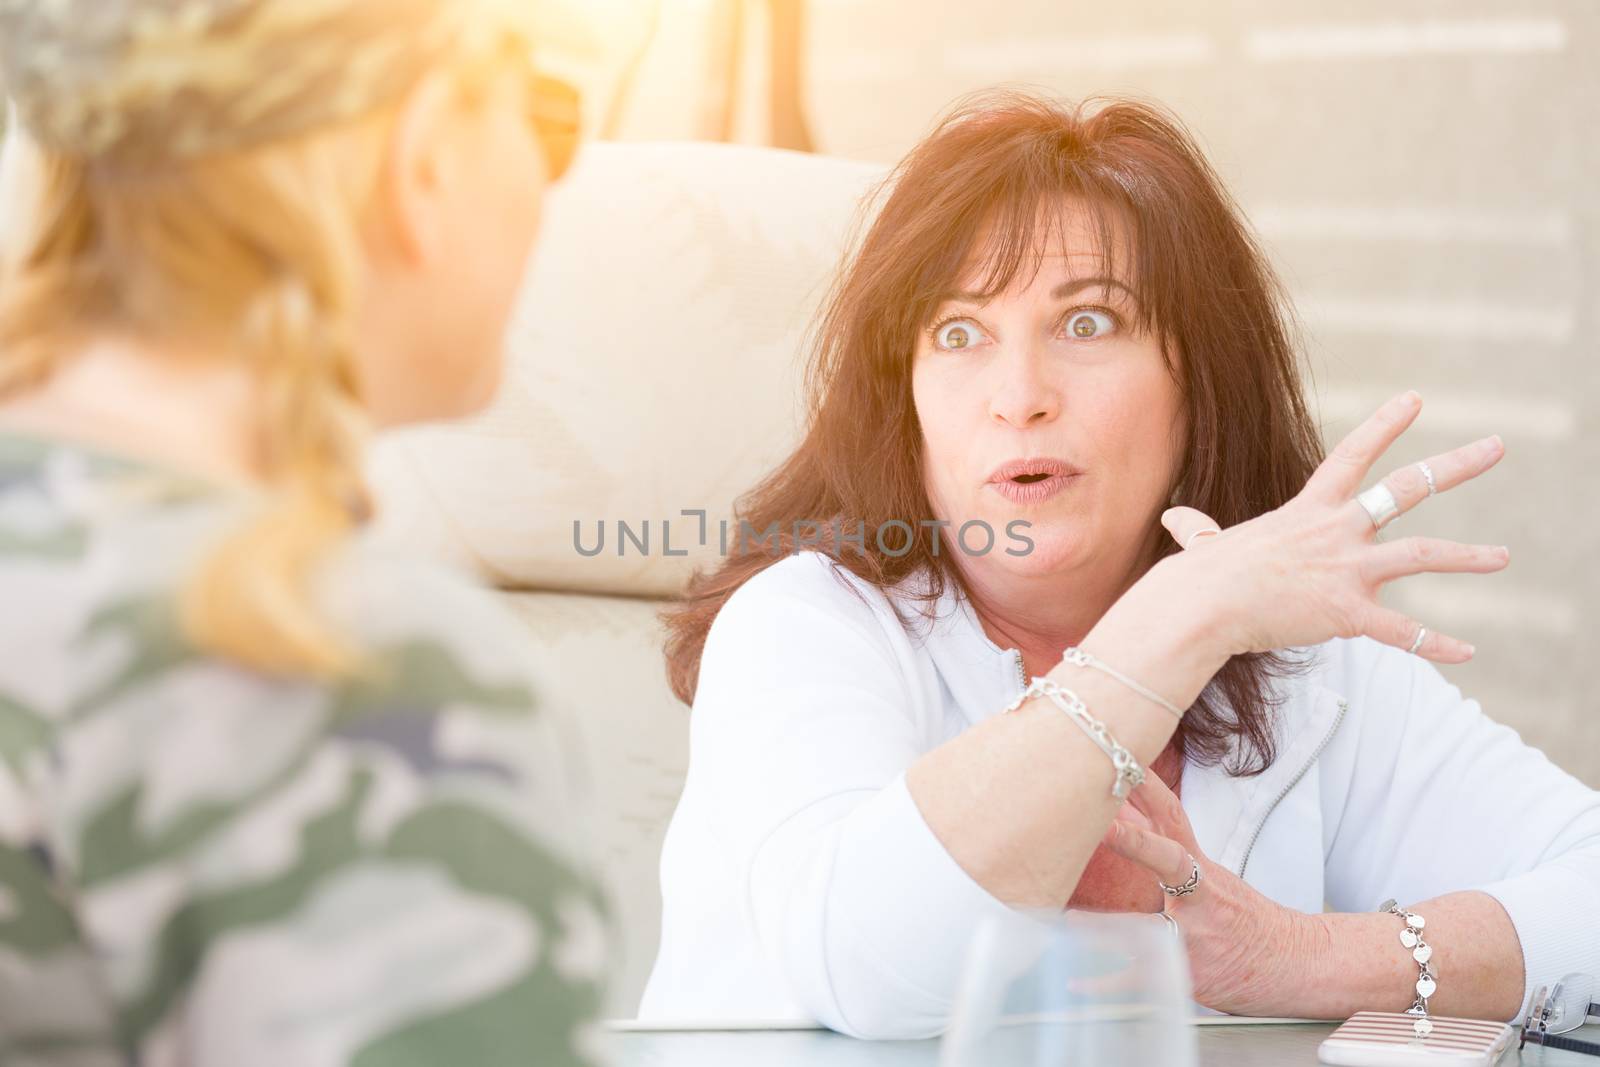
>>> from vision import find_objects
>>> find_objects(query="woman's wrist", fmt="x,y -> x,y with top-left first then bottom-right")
1291,909 -> 1430,1020
1180,875 -> 1333,1017
1300,895 -> 1527,1023
1145,549 -> 1252,660
1263,908 -> 1357,1018
1073,553 -> 1237,709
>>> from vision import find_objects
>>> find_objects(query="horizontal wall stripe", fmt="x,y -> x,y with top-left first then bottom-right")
1245,18 -> 1567,61
1250,203 -> 1573,248
1392,582 -> 1577,636
1299,294 -> 1575,344
1314,386 -> 1577,442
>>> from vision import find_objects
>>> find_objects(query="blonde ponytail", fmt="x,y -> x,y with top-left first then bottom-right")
181,129 -> 395,680
0,142 -> 98,395
0,116 -> 396,680
179,274 -> 375,680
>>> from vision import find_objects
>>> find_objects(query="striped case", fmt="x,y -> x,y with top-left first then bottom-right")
1318,1012 -> 1516,1067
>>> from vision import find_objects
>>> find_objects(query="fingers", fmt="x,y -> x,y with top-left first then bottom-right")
1352,434 -> 1506,532
1113,800 -> 1156,834
1125,775 -> 1201,854
1161,506 -> 1223,551
1367,606 -> 1475,663
1304,391 -> 1422,503
1105,821 -> 1192,887
1363,537 -> 1510,584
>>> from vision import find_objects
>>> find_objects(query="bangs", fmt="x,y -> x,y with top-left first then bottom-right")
918,179 -> 1164,344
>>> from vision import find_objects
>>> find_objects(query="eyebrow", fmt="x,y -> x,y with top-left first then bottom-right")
940,275 -> 1138,306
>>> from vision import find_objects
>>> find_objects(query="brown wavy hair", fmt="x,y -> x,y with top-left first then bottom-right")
662,90 -> 1325,776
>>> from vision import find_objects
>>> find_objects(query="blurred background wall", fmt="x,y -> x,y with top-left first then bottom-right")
555,0 -> 1599,783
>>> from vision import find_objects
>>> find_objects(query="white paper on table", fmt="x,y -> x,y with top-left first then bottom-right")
605,1014 -> 1321,1032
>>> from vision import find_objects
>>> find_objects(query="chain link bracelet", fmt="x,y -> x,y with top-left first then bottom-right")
1060,646 -> 1186,719
1004,677 -> 1146,798
1378,898 -> 1437,1036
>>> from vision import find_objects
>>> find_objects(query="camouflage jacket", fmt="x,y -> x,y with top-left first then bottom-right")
0,431 -> 609,1067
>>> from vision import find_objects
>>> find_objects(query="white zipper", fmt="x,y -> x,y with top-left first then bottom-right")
1235,697 -> 1348,879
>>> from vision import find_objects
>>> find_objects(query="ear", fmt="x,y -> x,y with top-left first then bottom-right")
372,72 -> 459,267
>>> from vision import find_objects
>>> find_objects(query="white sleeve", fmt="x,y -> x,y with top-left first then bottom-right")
689,553 -> 1015,1039
1320,638 -> 1600,1023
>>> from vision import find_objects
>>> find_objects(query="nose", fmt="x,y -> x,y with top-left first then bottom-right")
987,343 -> 1062,429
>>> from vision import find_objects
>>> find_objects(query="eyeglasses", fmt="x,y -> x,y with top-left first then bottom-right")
527,73 -> 580,183
469,30 -> 582,184
1521,972 -> 1600,1056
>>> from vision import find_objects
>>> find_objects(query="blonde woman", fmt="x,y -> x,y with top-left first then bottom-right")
0,3 -> 603,1065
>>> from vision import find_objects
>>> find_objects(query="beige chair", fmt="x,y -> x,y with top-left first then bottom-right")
367,140 -> 885,1015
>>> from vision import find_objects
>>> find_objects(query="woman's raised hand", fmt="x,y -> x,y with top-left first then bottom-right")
1159,391 -> 1507,664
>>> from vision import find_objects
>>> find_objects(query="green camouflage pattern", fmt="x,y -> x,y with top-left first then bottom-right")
0,431 -> 609,1066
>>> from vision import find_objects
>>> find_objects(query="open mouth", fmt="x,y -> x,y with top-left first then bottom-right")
986,458 -> 1081,504
986,457 -> 1082,495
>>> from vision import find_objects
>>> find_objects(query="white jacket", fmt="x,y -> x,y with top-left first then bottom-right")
639,550 -> 1600,1038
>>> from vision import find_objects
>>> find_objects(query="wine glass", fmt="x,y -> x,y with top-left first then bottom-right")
941,909 -> 1197,1067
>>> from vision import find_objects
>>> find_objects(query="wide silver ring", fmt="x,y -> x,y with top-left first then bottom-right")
1407,625 -> 1427,655
1417,461 -> 1437,497
1356,483 -> 1400,529
1159,856 -> 1202,897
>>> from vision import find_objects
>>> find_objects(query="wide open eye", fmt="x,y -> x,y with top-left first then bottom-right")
1065,309 -> 1116,340
933,318 -> 989,351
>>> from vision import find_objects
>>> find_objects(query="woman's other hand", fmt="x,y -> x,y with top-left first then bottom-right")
1157,391 -> 1507,664
1102,773 -> 1323,1017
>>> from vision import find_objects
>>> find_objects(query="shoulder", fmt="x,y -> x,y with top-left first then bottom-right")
321,528 -> 550,704
1244,637 -> 1454,764
724,549 -> 891,612
313,537 -> 595,840
696,551 -> 921,705
709,550 -> 917,654
0,458 -> 584,862
1291,636 -> 1526,770
0,436 -> 546,718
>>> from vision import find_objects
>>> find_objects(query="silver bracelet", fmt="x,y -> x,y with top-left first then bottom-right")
1060,646 -> 1185,720
1003,676 -> 1146,798
1378,898 -> 1437,1036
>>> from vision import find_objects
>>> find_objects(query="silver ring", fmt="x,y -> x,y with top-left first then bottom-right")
1183,527 -> 1221,551
1407,625 -> 1427,655
1356,483 -> 1400,529
1417,461 -> 1437,497
1159,856 -> 1202,897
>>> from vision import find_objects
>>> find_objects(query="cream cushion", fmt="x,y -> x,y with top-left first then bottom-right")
368,141 -> 887,1013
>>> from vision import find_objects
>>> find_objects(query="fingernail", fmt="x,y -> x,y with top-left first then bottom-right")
1497,545 -> 1510,561
1465,644 -> 1476,658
